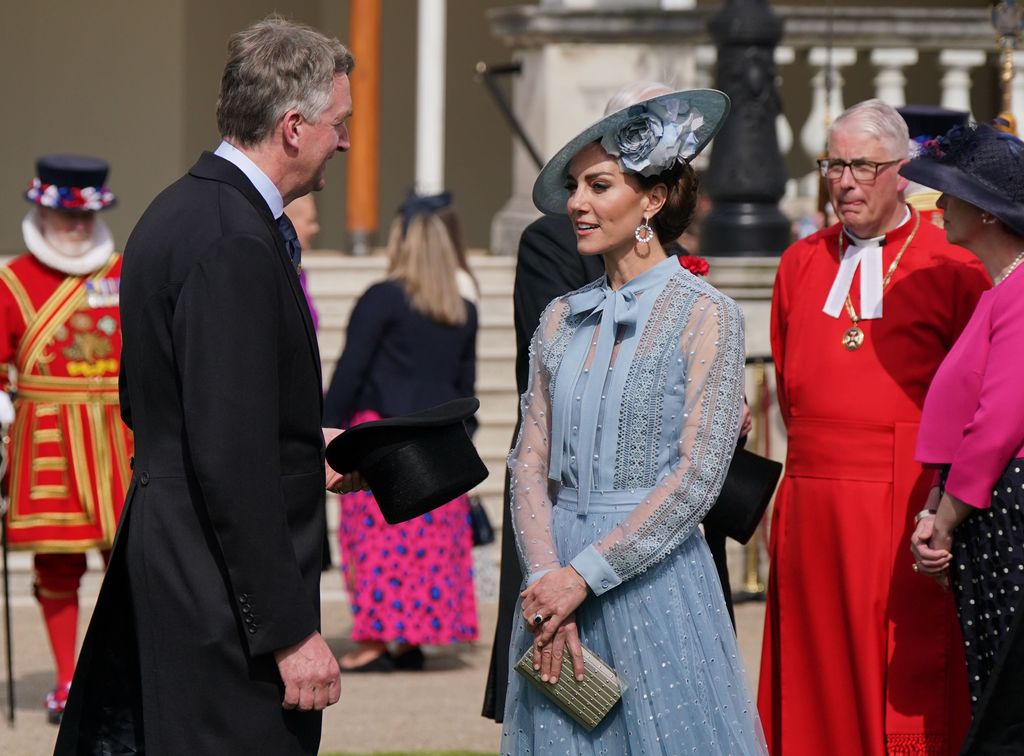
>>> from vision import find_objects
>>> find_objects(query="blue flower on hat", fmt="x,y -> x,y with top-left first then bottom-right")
601,99 -> 706,177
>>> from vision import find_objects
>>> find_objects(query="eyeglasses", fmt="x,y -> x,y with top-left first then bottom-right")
818,158 -> 901,184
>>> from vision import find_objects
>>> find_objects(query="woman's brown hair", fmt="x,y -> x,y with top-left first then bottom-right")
636,160 -> 700,245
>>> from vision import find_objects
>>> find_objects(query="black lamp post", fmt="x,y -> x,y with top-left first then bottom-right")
701,0 -> 790,257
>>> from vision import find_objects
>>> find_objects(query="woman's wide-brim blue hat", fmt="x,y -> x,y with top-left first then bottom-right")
532,88 -> 730,215
899,123 -> 1024,237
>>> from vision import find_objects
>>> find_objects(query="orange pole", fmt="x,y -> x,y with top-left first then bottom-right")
345,0 -> 381,255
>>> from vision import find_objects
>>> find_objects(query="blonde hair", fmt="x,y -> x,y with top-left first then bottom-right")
386,213 -> 468,326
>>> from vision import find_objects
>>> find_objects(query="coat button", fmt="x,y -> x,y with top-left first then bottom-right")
239,594 -> 248,602
248,626 -> 257,634
139,471 -> 150,486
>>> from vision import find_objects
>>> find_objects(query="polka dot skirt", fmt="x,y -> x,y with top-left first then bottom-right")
950,459 -> 1024,711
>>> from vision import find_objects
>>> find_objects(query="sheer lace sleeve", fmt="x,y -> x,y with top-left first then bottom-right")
570,292 -> 745,594
508,300 -> 567,585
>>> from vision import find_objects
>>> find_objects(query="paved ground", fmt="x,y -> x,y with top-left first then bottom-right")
0,558 -> 766,755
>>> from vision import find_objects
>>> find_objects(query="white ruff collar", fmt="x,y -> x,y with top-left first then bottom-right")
822,209 -> 911,321
22,209 -> 115,276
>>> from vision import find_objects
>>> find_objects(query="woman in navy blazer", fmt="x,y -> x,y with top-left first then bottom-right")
324,193 -> 479,672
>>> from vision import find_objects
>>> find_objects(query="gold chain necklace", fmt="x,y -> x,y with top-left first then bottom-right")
839,209 -> 921,351
994,250 -> 1024,285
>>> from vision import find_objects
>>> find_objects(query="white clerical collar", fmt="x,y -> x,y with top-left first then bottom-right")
22,209 -> 115,276
213,140 -> 284,219
822,208 -> 911,321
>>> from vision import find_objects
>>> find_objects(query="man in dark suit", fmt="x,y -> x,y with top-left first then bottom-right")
55,18 -> 357,755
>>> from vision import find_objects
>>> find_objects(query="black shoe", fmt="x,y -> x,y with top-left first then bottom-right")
391,646 -> 425,671
339,652 -> 395,673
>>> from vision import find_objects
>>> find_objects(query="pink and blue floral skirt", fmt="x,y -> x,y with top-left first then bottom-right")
338,411 -> 478,646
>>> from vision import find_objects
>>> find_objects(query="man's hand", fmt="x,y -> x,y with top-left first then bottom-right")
273,631 -> 341,711
740,399 -> 752,439
323,428 -> 368,494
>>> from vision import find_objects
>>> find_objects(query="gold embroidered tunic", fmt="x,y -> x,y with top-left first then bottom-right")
1,253 -> 131,552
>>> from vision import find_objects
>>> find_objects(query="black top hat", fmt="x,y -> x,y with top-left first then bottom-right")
899,123 -> 1024,237
897,105 -> 969,141
325,397 -> 488,524
702,446 -> 782,545
25,154 -> 117,212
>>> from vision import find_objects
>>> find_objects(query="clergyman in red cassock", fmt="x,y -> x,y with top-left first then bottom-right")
759,100 -> 989,755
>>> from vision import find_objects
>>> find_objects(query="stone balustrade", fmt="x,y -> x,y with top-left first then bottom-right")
488,3 -> 1010,250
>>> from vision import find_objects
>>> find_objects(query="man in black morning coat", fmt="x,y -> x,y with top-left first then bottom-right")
55,19 -> 358,755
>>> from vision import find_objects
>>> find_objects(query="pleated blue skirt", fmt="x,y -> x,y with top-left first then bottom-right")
501,495 -> 768,755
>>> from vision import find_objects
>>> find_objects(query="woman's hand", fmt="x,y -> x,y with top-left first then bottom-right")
911,514 -> 952,588
532,613 -> 585,684
521,566 -> 589,648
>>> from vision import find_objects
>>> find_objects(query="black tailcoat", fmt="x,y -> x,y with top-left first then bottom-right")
55,153 -> 327,755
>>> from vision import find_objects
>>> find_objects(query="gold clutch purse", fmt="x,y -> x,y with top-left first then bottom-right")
515,643 -> 623,731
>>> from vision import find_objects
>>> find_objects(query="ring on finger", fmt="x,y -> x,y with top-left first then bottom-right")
532,613 -> 545,627
912,563 -> 920,573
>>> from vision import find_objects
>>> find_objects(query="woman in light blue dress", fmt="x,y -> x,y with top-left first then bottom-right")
501,87 -> 768,754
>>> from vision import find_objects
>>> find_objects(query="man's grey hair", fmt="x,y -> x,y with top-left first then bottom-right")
604,81 -> 673,116
828,99 -> 911,159
216,17 -> 354,147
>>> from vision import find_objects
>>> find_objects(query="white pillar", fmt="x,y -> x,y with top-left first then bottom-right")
775,45 -> 795,157
1012,50 -> 1024,131
939,49 -> 986,118
800,47 -> 857,163
870,48 -> 918,107
415,0 -> 446,195
695,45 -> 716,90
692,45 -> 717,171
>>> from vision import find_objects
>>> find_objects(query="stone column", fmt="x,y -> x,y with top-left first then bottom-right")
1013,50 -> 1024,130
488,28 -> 698,255
871,48 -> 918,107
939,49 -> 986,118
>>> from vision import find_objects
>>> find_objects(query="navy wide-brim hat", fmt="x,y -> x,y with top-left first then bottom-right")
325,397 -> 488,524
25,154 -> 117,212
899,123 -> 1024,237
532,89 -> 730,215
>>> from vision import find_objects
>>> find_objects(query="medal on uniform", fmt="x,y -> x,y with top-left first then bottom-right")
842,325 -> 864,351
835,210 -> 921,352
85,277 -> 120,308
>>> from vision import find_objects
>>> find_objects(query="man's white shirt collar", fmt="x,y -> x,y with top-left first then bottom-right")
213,141 -> 284,219
822,207 -> 911,321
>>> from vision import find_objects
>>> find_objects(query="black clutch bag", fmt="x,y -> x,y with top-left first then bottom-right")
468,495 -> 495,547
702,446 -> 783,544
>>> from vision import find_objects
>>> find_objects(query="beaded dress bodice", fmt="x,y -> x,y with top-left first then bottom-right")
509,255 -> 746,588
